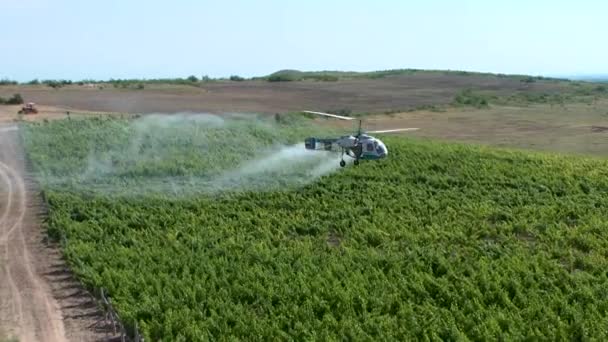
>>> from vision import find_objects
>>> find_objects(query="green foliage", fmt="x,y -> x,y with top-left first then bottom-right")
265,70 -> 341,82
27,79 -> 40,85
21,116 -> 334,196
453,89 -> 490,108
267,71 -> 300,82
42,79 -> 72,89
0,78 -> 18,85
109,77 -> 205,88
5,93 -> 23,105
260,69 -> 571,83
307,74 -> 339,82
21,116 -> 608,340
229,75 -> 245,81
111,80 -> 147,90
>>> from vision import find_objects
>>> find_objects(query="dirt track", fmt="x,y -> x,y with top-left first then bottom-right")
0,124 -> 110,341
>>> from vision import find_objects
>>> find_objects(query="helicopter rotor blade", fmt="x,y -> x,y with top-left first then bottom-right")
366,128 -> 420,133
302,111 -> 355,121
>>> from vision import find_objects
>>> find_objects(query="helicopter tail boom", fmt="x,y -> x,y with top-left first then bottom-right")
305,137 -> 339,151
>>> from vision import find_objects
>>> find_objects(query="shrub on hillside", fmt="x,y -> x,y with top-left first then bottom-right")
267,74 -> 299,82
453,89 -> 490,108
310,74 -> 339,82
230,75 -> 245,81
520,76 -> 537,83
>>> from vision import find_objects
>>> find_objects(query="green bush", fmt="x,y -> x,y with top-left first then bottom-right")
43,79 -> 72,89
267,74 -> 299,82
308,74 -> 339,82
0,78 -> 17,85
6,93 -> 23,105
453,89 -> 490,108
187,75 -> 199,82
230,75 -> 245,81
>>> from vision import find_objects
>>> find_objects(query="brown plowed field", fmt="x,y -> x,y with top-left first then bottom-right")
0,74 -> 568,114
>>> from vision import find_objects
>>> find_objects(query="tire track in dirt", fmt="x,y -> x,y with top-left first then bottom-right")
0,160 -> 24,336
0,157 -> 67,341
0,124 -> 115,342
0,124 -> 67,341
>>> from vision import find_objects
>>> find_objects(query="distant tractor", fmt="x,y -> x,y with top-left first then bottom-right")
18,102 -> 38,115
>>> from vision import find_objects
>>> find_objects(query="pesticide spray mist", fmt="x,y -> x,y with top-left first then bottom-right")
59,113 -> 345,198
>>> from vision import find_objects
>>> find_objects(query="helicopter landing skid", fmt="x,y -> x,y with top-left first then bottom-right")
339,149 -> 359,167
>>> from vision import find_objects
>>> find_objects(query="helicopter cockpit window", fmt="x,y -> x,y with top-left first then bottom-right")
366,143 -> 375,152
376,143 -> 386,154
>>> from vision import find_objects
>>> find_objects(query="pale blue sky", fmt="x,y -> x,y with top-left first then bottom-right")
1,0 -> 606,81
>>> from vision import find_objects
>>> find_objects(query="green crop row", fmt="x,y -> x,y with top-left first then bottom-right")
22,116 -> 608,341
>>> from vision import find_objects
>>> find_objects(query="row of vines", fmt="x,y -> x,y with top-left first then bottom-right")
22,116 -> 608,340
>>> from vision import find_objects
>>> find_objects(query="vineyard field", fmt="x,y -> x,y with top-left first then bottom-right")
21,115 -> 608,340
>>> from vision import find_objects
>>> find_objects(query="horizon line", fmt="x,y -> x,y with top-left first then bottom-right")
2,68 -> 607,83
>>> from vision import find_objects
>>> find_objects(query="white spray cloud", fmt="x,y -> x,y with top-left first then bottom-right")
211,144 -> 341,192
68,113 -> 343,198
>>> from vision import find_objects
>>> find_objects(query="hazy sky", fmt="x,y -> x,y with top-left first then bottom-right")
1,0 -> 606,81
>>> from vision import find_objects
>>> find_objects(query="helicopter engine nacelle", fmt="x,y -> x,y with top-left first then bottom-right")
336,136 -> 357,148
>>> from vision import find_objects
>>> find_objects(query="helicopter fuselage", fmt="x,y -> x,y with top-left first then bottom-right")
302,110 -> 417,167
305,134 -> 388,161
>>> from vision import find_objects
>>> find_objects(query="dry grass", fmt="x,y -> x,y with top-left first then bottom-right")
0,74 -> 573,114
333,100 -> 608,157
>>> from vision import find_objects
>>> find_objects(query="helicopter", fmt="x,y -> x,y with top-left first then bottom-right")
302,111 -> 419,167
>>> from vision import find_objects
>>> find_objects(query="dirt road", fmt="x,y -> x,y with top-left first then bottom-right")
0,124 -> 66,341
0,124 -> 109,341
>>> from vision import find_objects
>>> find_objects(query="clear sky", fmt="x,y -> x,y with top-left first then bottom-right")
1,0 -> 606,81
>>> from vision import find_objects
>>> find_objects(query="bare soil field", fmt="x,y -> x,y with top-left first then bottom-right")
0,74 -> 570,114
337,100 -> 608,156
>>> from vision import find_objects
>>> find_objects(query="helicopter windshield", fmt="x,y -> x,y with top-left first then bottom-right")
376,140 -> 387,156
